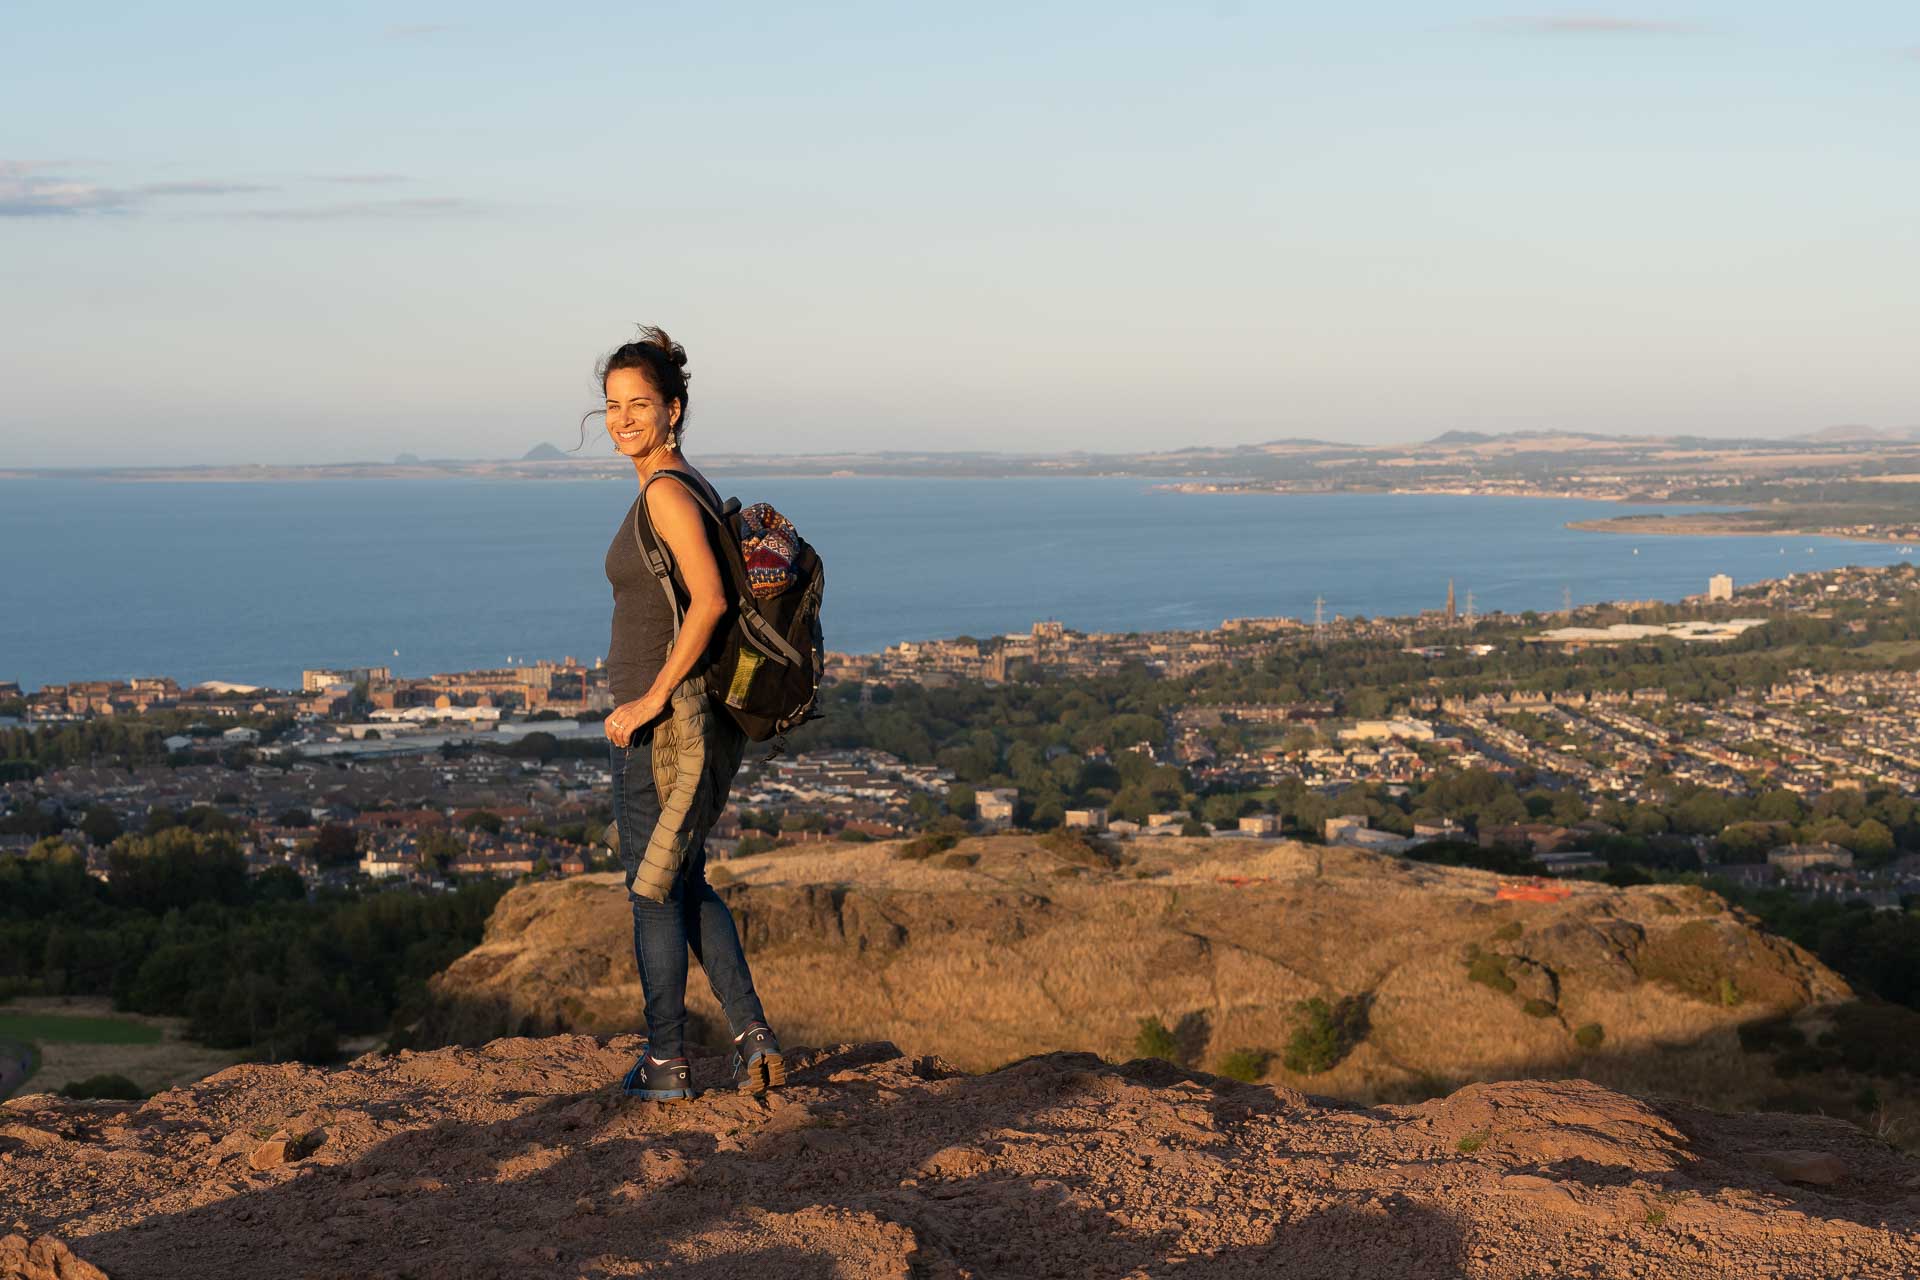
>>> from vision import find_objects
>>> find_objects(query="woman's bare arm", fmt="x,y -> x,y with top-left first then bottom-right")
634,474 -> 728,714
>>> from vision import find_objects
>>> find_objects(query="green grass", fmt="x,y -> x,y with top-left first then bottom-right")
0,1013 -> 163,1046
1456,1129 -> 1491,1154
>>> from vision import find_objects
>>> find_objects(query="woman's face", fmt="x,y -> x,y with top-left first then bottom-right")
604,366 -> 681,459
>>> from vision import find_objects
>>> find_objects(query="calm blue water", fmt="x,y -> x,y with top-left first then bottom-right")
1,477 -> 1908,690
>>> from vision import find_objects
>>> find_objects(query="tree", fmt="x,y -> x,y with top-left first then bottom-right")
79,804 -> 122,846
310,822 -> 359,867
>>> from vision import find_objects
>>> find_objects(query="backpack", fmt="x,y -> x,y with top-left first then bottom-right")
631,469 -> 826,743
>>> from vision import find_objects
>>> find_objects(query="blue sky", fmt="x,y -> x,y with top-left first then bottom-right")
2,3 -> 1915,466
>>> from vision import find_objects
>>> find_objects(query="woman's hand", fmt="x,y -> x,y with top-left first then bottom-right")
605,691 -> 669,747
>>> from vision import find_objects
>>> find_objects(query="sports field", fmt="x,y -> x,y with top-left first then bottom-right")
0,999 -> 238,1099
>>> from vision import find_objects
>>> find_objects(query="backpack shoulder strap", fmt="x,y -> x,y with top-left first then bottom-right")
630,469 -> 735,644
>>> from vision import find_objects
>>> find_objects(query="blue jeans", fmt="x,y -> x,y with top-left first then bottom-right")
609,734 -> 766,1061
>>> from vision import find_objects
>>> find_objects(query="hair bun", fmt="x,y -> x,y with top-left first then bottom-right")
635,324 -> 687,369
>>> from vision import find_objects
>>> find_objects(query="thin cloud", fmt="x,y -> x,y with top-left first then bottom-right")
384,23 -> 455,38
0,165 -> 277,217
138,180 -> 275,197
1478,15 -> 1706,36
1,163 -> 476,220
236,196 -> 484,221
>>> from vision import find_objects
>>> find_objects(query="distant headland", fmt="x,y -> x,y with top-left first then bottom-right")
10,429 -> 1920,542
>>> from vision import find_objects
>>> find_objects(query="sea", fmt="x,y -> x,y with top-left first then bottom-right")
2,476 -> 1910,692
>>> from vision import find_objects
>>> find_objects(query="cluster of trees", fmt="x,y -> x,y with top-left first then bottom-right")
1,709 -> 310,782
0,832 -> 506,1063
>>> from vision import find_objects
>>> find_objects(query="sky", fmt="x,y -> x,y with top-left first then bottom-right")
2,3 -> 1916,466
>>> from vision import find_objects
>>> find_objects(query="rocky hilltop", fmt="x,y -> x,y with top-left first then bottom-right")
6,1035 -> 1920,1278
420,837 -> 1875,1126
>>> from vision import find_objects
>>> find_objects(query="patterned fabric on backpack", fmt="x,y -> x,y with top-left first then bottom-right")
739,503 -> 799,599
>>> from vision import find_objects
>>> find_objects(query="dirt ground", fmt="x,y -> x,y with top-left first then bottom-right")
6,1035 -> 1919,1278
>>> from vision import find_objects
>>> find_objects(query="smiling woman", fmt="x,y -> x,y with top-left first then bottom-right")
588,327 -> 785,1105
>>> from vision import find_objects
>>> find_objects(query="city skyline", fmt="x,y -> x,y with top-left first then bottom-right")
5,3 -> 1919,467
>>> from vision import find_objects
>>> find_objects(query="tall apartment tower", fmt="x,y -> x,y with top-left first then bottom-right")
1708,573 -> 1734,602
1445,578 -> 1457,624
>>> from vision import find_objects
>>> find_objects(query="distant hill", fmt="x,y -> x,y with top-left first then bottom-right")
1793,425 -> 1920,444
522,443 -> 570,461
393,452 -> 423,465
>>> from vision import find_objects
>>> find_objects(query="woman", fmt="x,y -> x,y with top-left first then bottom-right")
598,327 -> 783,1100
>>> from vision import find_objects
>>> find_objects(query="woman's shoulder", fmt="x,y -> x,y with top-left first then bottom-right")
644,466 -> 719,509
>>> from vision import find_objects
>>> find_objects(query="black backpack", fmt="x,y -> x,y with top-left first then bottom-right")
632,469 -> 826,742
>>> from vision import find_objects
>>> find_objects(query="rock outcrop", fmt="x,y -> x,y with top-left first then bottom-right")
419,837 -> 1862,1123
4,1036 -> 1918,1278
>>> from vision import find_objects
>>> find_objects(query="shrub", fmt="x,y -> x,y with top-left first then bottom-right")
1039,829 -> 1120,870
734,834 -> 779,858
1491,921 -> 1523,943
1736,1017 -> 1805,1053
893,832 -> 959,862
707,864 -> 738,888
1573,1023 -> 1606,1051
60,1073 -> 145,1100
1521,998 -> 1557,1019
1465,946 -> 1517,995
1134,1016 -> 1179,1063
935,851 -> 979,870
1215,1049 -> 1271,1083
1826,999 -> 1920,1078
1282,995 -> 1369,1076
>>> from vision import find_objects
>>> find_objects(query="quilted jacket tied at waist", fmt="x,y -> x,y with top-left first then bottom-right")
602,675 -> 747,902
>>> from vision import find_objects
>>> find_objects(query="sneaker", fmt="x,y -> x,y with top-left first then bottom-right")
731,1021 -> 787,1094
621,1050 -> 697,1101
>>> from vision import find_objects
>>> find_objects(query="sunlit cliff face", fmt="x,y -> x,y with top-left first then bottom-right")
604,366 -> 681,461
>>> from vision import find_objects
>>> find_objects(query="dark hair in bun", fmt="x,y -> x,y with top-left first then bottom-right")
599,325 -> 691,426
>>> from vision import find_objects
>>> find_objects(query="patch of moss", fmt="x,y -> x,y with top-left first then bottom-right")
1465,945 -> 1517,995
1456,1129 -> 1490,1154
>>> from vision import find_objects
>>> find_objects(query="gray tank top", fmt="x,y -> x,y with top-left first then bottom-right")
604,471 -> 727,704
606,493 -> 674,704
